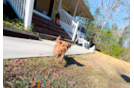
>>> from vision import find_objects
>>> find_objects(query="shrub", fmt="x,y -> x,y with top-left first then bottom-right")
3,19 -> 34,33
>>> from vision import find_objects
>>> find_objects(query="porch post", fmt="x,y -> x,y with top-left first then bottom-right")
87,20 -> 90,29
57,0 -> 62,12
82,13 -> 86,22
85,20 -> 90,36
73,1 -> 79,18
24,0 -> 35,29
72,21 -> 79,41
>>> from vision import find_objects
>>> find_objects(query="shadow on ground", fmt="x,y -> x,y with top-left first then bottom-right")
121,75 -> 130,83
64,56 -> 84,67
121,75 -> 134,83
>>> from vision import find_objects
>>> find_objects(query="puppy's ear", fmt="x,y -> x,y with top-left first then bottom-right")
67,43 -> 72,48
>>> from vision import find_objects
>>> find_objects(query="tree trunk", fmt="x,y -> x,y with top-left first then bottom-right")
125,39 -> 130,49
94,0 -> 110,39
96,0 -> 119,40
113,5 -> 122,24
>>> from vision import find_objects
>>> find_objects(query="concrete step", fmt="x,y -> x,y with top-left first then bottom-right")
32,19 -> 68,35
34,26 -> 71,39
32,12 -> 72,41
39,33 -> 74,44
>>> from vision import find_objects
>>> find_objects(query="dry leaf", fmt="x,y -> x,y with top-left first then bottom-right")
88,79 -> 91,82
3,64 -> 8,67
53,74 -> 57,77
32,81 -> 36,86
55,74 -> 57,77
49,83 -> 51,88
24,59 -> 28,61
46,82 -> 51,88
37,81 -> 41,88
43,68 -> 47,73
33,66 -> 35,69
48,73 -> 50,76
29,64 -> 33,66
95,71 -> 100,75
78,80 -> 84,85
16,61 -> 19,64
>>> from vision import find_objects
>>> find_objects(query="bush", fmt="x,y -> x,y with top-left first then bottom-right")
3,19 -> 34,33
109,44 -> 122,58
100,43 -> 130,62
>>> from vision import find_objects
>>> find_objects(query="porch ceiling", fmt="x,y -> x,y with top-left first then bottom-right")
61,0 -> 94,20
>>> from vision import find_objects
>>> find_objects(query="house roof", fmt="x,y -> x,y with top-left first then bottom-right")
61,0 -> 94,20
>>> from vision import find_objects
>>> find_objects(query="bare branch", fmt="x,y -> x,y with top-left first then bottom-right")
96,0 -> 121,39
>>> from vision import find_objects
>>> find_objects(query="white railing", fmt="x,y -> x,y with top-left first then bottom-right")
8,0 -> 35,29
59,7 -> 79,39
59,7 -> 87,41
59,8 -> 72,26
7,0 -> 26,19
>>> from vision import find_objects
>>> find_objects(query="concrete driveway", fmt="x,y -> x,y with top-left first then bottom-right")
3,36 -> 92,59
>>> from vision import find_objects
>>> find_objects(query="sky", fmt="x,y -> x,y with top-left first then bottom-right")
84,0 -> 130,46
88,0 -> 130,30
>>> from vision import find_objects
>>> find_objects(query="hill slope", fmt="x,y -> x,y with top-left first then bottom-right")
3,51 -> 130,88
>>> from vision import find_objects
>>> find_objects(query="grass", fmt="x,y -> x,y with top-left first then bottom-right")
3,51 -> 130,88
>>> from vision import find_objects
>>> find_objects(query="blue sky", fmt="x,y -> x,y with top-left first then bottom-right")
84,0 -> 130,46
75,0 -> 130,45
88,0 -> 130,30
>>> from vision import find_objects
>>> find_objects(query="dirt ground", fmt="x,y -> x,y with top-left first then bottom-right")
3,51 -> 130,88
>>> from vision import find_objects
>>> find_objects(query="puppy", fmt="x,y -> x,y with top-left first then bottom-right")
53,36 -> 72,63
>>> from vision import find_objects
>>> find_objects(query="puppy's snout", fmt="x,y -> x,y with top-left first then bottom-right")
64,48 -> 66,51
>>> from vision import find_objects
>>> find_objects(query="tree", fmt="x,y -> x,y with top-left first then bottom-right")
96,0 -> 122,40
125,39 -> 130,49
83,0 -> 130,62
94,0 -> 110,39
83,0 -> 90,9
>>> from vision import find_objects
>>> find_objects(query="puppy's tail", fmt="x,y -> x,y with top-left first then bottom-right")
54,35 -> 62,43
56,35 -> 61,41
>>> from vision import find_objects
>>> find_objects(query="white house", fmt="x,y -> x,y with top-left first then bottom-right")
3,0 -> 94,49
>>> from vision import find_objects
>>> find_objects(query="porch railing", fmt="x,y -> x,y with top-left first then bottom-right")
59,7 -> 87,41
7,0 -> 36,29
7,0 -> 26,19
59,7 -> 78,39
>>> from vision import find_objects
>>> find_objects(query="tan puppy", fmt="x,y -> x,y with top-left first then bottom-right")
53,36 -> 72,63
